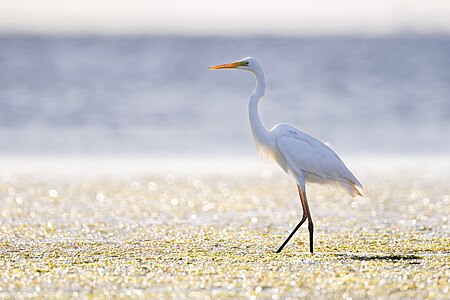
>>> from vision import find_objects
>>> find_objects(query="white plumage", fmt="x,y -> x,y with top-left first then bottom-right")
273,123 -> 363,197
209,57 -> 363,253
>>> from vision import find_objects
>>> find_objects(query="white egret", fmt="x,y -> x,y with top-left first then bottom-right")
209,57 -> 363,253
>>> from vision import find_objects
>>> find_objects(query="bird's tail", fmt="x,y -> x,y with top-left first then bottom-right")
341,182 -> 364,197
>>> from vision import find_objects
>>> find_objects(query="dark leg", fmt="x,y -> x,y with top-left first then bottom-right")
299,187 -> 314,254
275,184 -> 308,253
275,214 -> 307,253
308,221 -> 314,253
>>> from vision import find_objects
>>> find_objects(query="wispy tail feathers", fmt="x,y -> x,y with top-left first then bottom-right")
342,182 -> 364,197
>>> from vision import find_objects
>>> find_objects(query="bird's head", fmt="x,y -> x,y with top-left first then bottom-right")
208,57 -> 262,74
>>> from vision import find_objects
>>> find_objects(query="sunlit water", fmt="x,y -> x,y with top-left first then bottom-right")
1,159 -> 449,298
0,35 -> 449,156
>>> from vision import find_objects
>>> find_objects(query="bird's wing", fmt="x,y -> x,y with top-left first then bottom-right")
276,132 -> 363,196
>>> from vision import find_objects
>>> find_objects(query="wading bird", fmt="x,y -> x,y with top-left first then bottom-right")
209,57 -> 363,253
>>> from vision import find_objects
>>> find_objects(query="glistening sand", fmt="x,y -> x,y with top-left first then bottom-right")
0,157 -> 449,298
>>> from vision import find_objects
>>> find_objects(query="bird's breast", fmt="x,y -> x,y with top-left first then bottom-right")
253,136 -> 278,164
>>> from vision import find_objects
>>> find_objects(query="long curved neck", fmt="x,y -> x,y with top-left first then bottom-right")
248,69 -> 270,143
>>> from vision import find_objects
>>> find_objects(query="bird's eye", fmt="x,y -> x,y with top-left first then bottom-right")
245,62 -> 249,65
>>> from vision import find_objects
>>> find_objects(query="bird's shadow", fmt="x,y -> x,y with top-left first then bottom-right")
335,253 -> 422,263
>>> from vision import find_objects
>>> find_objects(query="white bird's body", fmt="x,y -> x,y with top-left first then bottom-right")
209,57 -> 363,253
259,123 -> 363,197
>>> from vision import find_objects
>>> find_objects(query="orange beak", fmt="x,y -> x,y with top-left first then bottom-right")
208,61 -> 241,70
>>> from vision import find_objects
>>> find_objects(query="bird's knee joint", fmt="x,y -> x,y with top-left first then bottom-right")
308,223 -> 314,231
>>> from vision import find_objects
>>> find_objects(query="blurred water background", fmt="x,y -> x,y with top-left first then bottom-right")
0,35 -> 448,158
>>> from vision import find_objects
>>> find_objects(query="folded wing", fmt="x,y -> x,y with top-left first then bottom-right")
275,128 -> 363,197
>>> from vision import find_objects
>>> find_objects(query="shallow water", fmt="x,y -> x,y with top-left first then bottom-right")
0,158 -> 449,298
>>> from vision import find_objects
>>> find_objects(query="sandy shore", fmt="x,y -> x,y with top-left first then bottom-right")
0,157 -> 449,298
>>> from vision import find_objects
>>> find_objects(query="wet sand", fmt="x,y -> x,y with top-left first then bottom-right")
0,158 -> 449,298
